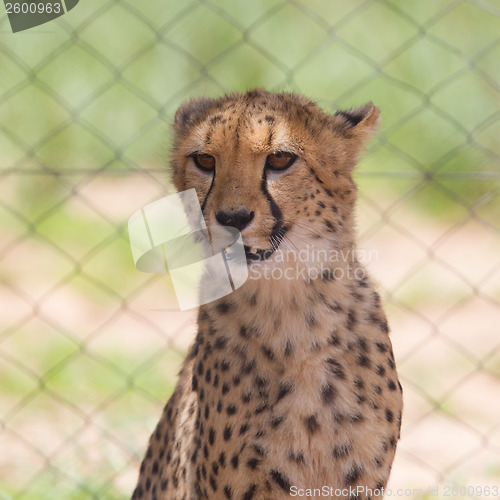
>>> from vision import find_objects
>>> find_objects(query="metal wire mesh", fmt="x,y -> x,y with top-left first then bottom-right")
1,0 -> 500,498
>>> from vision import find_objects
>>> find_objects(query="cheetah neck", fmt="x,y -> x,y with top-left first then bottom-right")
197,255 -> 380,372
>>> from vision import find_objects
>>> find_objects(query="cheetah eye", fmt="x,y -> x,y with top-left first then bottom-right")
191,153 -> 216,172
265,151 -> 297,171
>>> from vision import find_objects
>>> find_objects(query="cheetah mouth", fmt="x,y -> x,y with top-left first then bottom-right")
244,245 -> 275,261
244,225 -> 289,263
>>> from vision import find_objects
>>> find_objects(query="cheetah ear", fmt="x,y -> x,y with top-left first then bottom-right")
332,102 -> 380,138
331,103 -> 380,166
174,97 -> 215,135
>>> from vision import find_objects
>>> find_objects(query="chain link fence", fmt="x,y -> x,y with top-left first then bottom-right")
1,0 -> 500,498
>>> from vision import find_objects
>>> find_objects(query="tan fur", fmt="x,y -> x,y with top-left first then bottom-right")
132,89 -> 402,500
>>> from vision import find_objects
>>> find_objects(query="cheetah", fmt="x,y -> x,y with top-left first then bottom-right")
131,89 -> 403,500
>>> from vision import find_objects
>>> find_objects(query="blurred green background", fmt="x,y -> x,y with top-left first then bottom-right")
1,0 -> 500,499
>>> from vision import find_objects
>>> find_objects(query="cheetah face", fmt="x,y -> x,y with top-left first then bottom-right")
170,90 -> 379,268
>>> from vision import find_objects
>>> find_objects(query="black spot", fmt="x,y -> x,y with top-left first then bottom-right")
388,357 -> 395,370
192,375 -> 198,391
209,474 -> 217,492
197,361 -> 204,375
357,275 -> 369,288
227,404 -> 237,416
261,345 -> 275,360
369,314 -> 389,333
271,415 -> 285,428
345,464 -> 363,485
277,381 -> 294,402
321,382 -> 336,404
324,219 -> 336,232
249,294 -> 257,307
239,325 -> 250,339
239,423 -> 249,435
217,400 -> 223,413
224,485 -> 233,499
289,450 -> 306,464
253,444 -> 265,456
377,365 -> 386,376
210,114 -> 222,125
328,333 -> 340,345
350,413 -> 364,423
326,358 -> 345,379
242,359 -> 256,374
357,337 -> 369,352
270,470 -> 291,492
255,376 -> 267,388
215,337 -> 228,350
321,269 -> 335,281
242,484 -> 257,500
247,457 -> 260,470
205,368 -> 212,384
351,287 -> 363,303
222,383 -> 230,395
358,355 -> 371,368
304,414 -> 320,434
353,377 -> 364,389
376,342 -> 388,352
216,301 -> 233,314
306,313 -> 317,327
223,425 -> 232,441
333,443 -> 352,458
230,454 -> 239,469
209,428 -> 215,445
385,409 -> 394,423
255,402 -> 269,414
325,188 -> 334,198
219,452 -> 226,467
387,379 -> 397,391
221,359 -> 230,371
284,340 -> 293,356
347,310 -> 356,330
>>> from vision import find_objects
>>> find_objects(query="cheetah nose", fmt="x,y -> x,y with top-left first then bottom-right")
215,209 -> 255,231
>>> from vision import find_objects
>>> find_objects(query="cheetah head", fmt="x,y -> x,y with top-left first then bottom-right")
170,89 -> 379,271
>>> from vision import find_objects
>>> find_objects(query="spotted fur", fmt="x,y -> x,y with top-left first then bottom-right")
132,89 -> 403,500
